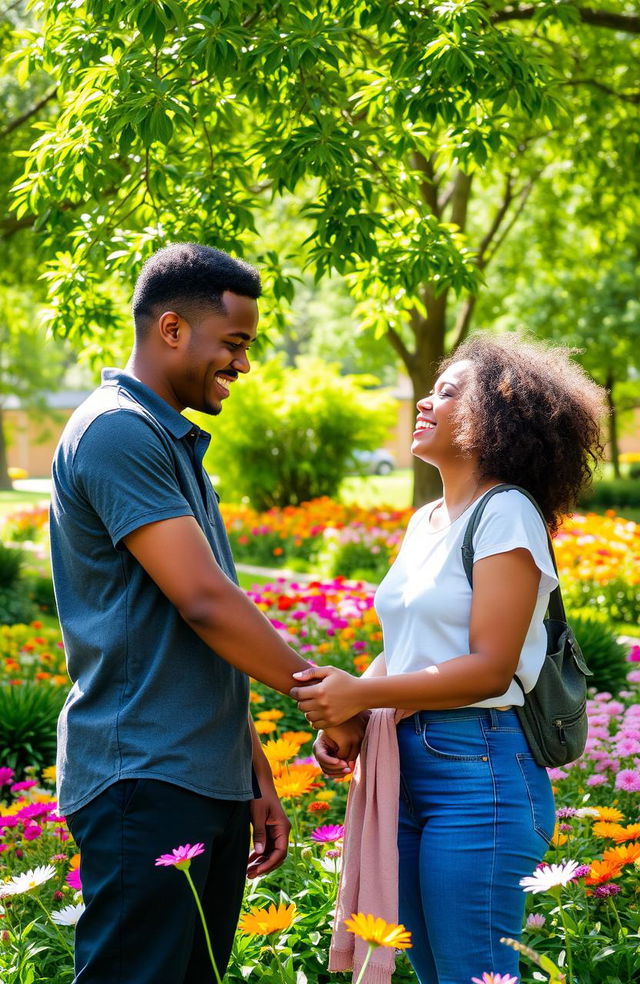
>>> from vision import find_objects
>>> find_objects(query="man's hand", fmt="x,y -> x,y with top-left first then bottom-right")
247,785 -> 290,879
314,715 -> 366,777
290,665 -> 366,728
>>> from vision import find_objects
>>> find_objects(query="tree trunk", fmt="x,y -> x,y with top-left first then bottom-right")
0,409 -> 14,491
605,373 -> 621,479
408,294 -> 448,507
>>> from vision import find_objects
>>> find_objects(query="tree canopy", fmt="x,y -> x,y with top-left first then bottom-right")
2,0 -> 639,501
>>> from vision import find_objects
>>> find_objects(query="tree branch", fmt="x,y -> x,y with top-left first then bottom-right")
410,151 -> 439,216
0,86 -> 58,142
491,4 -> 640,34
386,324 -> 415,371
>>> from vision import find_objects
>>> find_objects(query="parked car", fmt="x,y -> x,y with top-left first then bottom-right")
351,448 -> 396,476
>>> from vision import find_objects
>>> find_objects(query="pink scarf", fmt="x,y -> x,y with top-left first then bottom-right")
328,707 -> 412,984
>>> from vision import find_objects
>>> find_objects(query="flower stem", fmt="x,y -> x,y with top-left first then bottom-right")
354,943 -> 376,984
556,897 -> 574,983
182,868 -> 223,984
35,896 -> 74,957
269,941 -> 289,984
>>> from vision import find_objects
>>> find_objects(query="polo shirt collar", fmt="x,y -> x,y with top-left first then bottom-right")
101,368 -> 196,440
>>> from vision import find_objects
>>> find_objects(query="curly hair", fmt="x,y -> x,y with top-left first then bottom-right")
439,333 -> 606,533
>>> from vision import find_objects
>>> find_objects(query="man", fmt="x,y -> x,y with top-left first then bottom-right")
50,243 -> 362,984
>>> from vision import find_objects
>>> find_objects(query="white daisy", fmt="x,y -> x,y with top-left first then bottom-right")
520,860 -> 581,894
51,902 -> 85,926
575,807 -> 600,818
0,865 -> 56,898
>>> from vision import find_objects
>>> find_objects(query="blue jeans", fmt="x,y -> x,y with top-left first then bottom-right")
397,708 -> 555,984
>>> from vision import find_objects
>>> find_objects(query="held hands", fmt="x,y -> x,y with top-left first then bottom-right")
315,714 -> 368,777
290,665 -> 365,729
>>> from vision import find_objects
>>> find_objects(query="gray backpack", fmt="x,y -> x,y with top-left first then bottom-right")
461,484 -> 592,768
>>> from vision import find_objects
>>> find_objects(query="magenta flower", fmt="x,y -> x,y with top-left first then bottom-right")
0,767 -> 14,786
615,768 -> 640,792
155,843 -> 206,870
10,780 -> 37,792
23,824 -> 43,841
66,868 -> 82,891
311,824 -> 345,843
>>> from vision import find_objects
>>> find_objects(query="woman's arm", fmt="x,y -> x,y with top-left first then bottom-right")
292,549 -> 541,728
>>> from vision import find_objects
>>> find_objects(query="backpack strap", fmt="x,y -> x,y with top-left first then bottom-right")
460,484 -> 565,622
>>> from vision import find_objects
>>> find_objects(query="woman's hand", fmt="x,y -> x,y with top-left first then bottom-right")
315,714 -> 368,776
290,665 -> 366,728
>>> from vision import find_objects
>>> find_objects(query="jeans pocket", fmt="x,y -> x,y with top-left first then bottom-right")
517,753 -> 555,845
421,721 -> 488,762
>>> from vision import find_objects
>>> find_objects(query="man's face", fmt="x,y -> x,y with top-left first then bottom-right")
177,291 -> 258,416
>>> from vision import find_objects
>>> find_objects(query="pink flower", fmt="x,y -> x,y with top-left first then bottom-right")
586,774 -> 607,787
471,974 -> 518,984
546,768 -> 568,782
525,913 -> 546,930
10,780 -> 37,792
154,843 -> 206,870
23,824 -> 42,841
66,868 -> 82,891
0,767 -> 14,786
615,769 -> 640,792
311,824 -> 345,843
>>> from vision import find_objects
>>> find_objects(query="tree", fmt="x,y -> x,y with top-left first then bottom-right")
5,1 -> 640,503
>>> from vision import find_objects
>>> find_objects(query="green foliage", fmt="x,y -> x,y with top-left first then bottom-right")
567,607 -> 630,694
0,681 -> 65,774
0,585 -> 38,626
580,479 -> 640,510
0,541 -> 24,588
566,578 -> 640,629
27,573 -> 57,616
193,359 -> 395,511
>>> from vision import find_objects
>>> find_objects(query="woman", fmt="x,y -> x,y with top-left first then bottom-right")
291,334 -> 604,984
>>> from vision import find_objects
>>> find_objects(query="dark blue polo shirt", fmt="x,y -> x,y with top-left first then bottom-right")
50,368 -> 253,815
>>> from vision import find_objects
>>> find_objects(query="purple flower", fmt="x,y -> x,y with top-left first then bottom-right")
556,807 -> 577,819
594,883 -> 622,898
571,865 -> 591,880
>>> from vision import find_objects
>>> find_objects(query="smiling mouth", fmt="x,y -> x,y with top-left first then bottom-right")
414,419 -> 436,434
214,374 -> 234,394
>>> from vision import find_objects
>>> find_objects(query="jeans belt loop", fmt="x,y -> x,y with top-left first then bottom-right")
489,707 -> 499,730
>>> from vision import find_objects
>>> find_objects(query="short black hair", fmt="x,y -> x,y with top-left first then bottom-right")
132,243 -> 261,336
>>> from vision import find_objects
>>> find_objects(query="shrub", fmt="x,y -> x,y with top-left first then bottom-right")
579,478 -> 640,510
192,358 -> 395,511
28,572 -> 58,615
567,607 -> 630,693
0,682 -> 66,774
565,577 -> 640,627
0,541 -> 24,589
0,585 -> 38,625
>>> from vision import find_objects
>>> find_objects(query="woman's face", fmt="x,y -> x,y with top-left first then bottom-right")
412,360 -> 473,466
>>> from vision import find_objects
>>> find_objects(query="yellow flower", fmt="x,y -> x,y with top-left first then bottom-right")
315,790 -> 336,801
256,709 -> 284,721
344,913 -> 412,950
249,690 -> 264,704
254,720 -> 278,734
238,902 -> 297,936
596,806 -> 625,823
273,765 -> 319,799
551,823 -> 568,847
41,766 -> 57,784
262,738 -> 304,764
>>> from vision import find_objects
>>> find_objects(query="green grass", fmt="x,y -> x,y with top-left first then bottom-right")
339,469 -> 413,510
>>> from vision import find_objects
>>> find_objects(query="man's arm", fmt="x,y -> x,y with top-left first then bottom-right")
124,515 -> 311,693
246,715 -> 290,878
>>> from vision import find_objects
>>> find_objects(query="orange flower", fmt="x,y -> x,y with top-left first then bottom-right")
551,823 -> 568,847
280,730 -> 313,745
612,823 -> 640,843
256,709 -> 284,721
593,822 -> 626,839
238,902 -> 297,936
602,842 -> 640,866
253,720 -> 277,734
262,738 -> 303,764
584,859 -> 623,885
344,913 -> 412,950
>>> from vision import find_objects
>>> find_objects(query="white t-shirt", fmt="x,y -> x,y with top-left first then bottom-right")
374,488 -> 559,708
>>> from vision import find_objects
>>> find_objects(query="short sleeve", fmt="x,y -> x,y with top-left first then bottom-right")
472,490 -> 559,596
73,410 -> 194,548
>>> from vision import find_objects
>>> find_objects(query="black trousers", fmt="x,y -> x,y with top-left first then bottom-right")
66,779 -> 250,984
